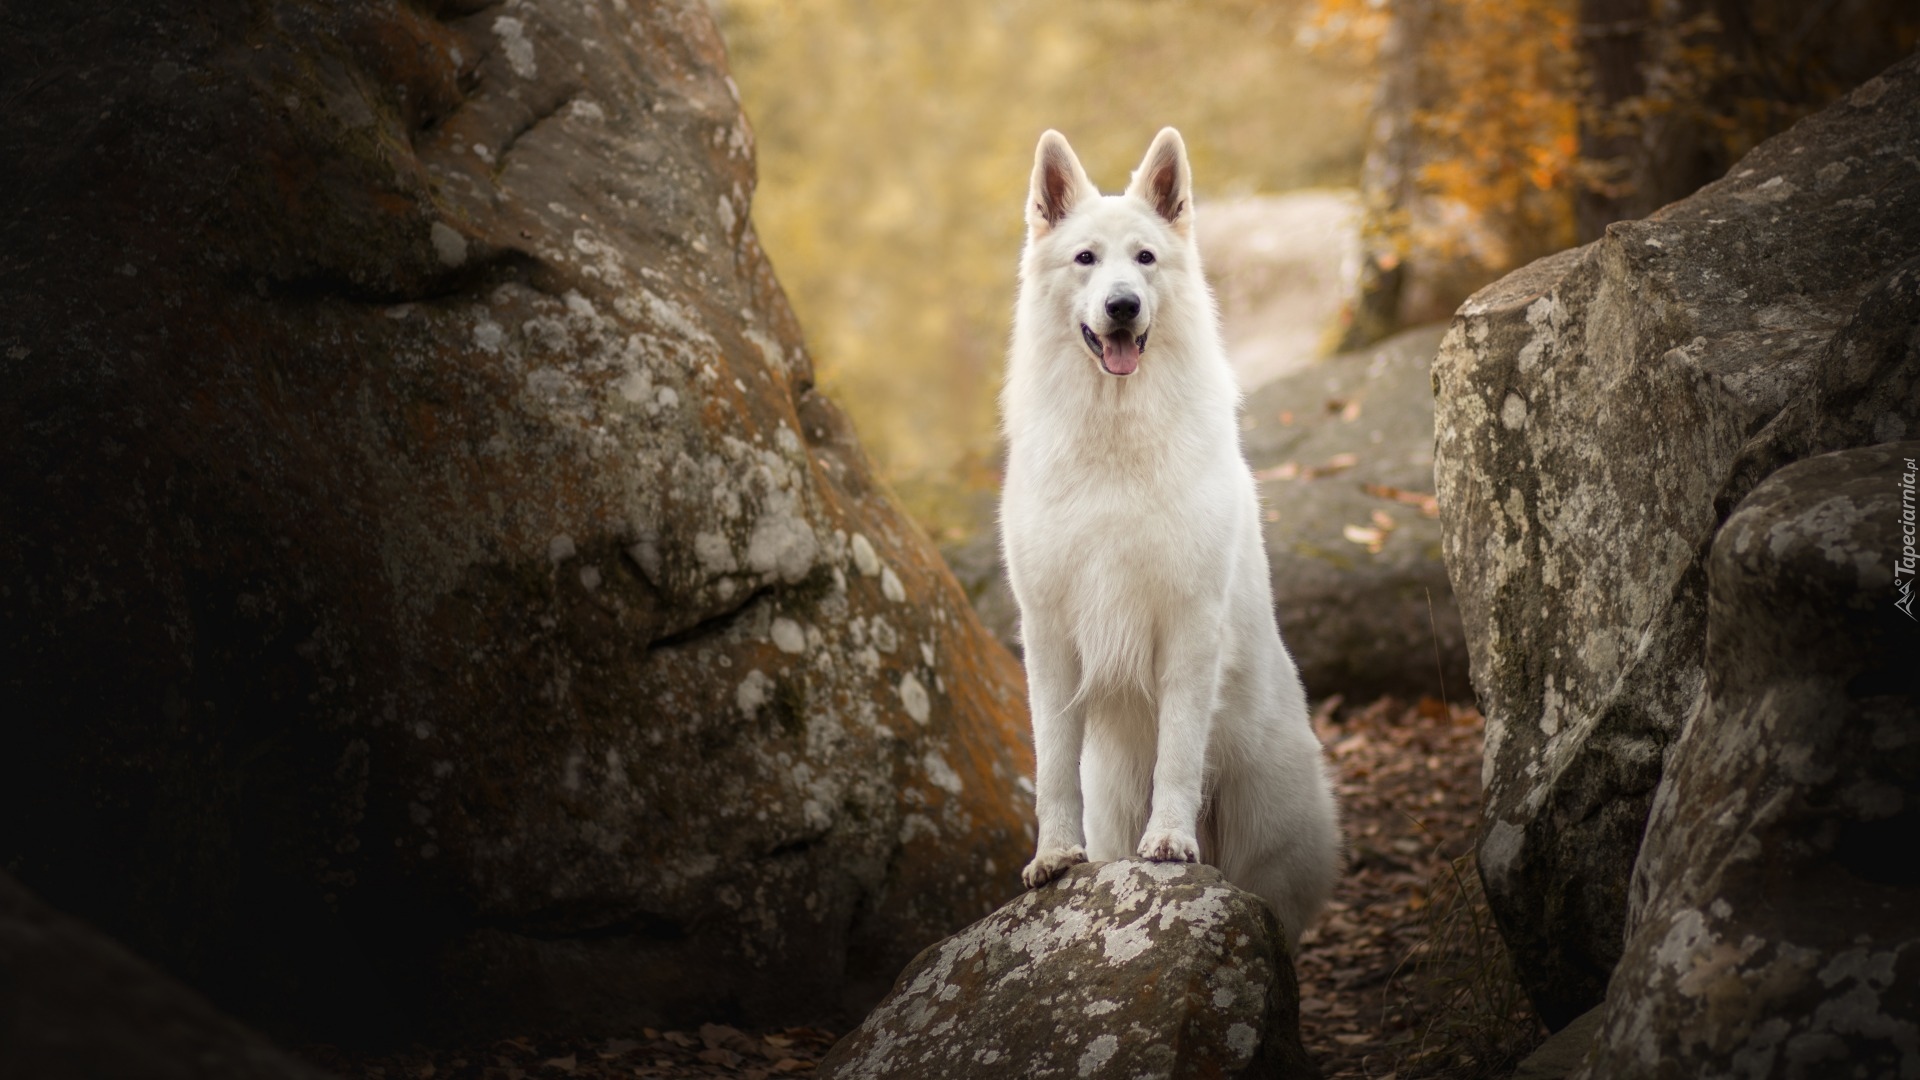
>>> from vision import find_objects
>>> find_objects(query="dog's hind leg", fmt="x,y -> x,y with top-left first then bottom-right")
1212,761 -> 1341,950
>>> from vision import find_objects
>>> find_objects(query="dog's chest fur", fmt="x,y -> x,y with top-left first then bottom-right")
1004,383 -> 1246,692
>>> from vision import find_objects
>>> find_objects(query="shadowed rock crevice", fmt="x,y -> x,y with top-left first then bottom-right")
0,871 -> 334,1080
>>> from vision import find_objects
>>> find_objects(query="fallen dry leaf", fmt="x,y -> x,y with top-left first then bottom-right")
1361,482 -> 1441,518
1308,452 -> 1361,478
600,1039 -> 641,1059
1342,524 -> 1387,553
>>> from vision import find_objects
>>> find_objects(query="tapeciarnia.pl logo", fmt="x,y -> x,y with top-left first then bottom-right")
1899,457 -> 1917,621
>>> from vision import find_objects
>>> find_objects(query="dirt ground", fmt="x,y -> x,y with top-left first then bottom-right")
303,697 -> 1540,1080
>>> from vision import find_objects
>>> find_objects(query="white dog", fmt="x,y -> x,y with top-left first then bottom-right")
1000,128 -> 1341,946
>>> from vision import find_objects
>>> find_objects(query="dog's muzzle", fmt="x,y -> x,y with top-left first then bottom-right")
1082,323 -> 1148,376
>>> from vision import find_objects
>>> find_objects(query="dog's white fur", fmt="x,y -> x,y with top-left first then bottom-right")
1000,128 -> 1341,946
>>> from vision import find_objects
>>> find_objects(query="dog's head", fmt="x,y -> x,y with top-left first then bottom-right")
1022,127 -> 1194,378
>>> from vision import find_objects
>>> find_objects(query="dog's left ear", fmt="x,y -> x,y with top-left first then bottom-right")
1126,127 -> 1192,234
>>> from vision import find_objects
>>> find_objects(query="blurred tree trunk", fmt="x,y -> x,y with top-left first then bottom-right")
1339,0 -> 1915,336
1574,0 -> 1649,238
1575,0 -> 1919,243
1340,0 -> 1432,350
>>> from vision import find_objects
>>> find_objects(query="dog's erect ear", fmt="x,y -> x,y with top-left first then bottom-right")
1027,130 -> 1097,235
1126,127 -> 1192,234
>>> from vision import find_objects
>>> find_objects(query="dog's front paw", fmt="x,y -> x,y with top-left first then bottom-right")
1021,845 -> 1088,888
1137,829 -> 1199,863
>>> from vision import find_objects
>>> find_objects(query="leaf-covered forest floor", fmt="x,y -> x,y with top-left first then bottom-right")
302,697 -> 1541,1080
1298,696 -> 1543,1080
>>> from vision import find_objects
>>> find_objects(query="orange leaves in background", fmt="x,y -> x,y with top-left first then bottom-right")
1420,0 -> 1580,267
1302,0 -> 1391,54
1303,0 -> 1585,345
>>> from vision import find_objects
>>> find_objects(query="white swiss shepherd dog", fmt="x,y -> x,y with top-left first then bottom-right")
1001,127 -> 1341,947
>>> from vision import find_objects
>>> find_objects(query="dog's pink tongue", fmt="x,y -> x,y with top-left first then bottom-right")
1102,335 -> 1140,375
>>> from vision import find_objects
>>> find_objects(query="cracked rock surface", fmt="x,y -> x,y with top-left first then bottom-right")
0,0 -> 1031,1044
1433,53 -> 1920,1026
818,861 -> 1315,1080
1578,442 -> 1920,1080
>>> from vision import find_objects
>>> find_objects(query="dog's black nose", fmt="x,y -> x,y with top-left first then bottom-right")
1106,292 -> 1140,323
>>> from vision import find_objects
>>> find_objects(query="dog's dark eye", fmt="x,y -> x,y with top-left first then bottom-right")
1075,251 -> 1095,266
1137,250 -> 1156,265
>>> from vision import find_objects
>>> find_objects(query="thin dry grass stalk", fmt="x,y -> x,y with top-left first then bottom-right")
1391,838 -> 1545,1079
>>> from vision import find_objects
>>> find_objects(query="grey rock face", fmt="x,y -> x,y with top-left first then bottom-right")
818,861 -> 1317,1080
1576,443 -> 1920,1080
0,872 -> 332,1080
1245,325 -> 1470,702
1433,55 -> 1920,1026
0,0 -> 1032,1042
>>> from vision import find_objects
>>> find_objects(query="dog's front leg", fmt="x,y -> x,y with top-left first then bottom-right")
1020,624 -> 1088,887
1139,633 -> 1222,863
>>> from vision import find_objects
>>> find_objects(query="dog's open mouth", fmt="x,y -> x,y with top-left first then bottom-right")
1081,324 -> 1148,376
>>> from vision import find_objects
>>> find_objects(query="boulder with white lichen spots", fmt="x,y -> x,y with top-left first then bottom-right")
818,860 -> 1317,1080
1433,52 -> 1920,1027
0,0 -> 1032,1045
1574,442 -> 1920,1080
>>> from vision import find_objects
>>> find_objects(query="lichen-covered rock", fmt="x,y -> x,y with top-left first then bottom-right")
818,861 -> 1316,1080
0,872 -> 333,1080
0,0 -> 1031,1042
1433,55 -> 1920,1026
1244,325 -> 1469,702
1575,442 -> 1920,1080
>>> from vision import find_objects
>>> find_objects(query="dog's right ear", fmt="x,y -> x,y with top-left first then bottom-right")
1027,130 -> 1097,236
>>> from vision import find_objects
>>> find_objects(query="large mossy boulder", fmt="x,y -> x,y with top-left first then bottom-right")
1433,54 -> 1920,1027
818,861 -> 1316,1080
1578,443 -> 1920,1079
0,0 -> 1032,1043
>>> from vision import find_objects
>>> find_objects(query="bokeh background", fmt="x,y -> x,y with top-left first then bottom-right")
715,0 -> 1919,541
719,0 -> 1372,536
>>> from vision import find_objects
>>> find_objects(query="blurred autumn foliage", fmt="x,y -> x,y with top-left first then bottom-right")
717,1 -> 1918,535
1324,0 -> 1920,344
